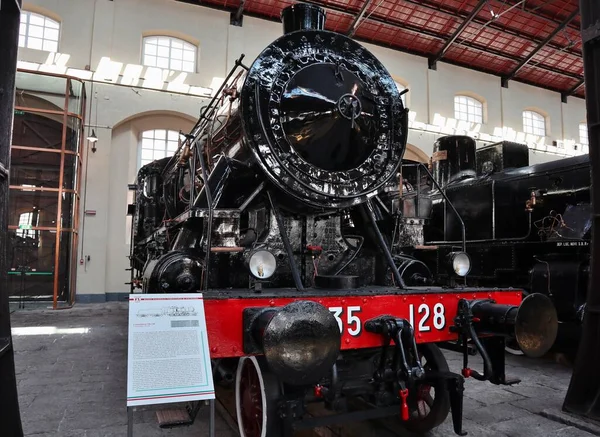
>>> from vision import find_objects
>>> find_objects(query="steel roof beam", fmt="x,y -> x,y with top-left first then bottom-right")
561,79 -> 585,103
502,7 -> 579,87
401,0 -> 582,59
347,0 -> 373,37
230,0 -> 246,27
428,0 -> 488,70
304,0 -> 582,81
174,0 -> 583,92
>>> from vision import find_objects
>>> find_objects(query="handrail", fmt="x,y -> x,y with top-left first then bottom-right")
403,163 -> 467,253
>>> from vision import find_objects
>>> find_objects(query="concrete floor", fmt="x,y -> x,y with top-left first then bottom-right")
8,301 -> 600,437
10,302 -> 236,437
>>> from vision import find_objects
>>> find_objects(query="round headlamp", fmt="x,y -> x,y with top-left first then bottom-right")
448,251 -> 471,277
248,250 -> 277,279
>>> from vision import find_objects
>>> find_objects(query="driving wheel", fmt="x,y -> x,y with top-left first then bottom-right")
235,356 -> 283,437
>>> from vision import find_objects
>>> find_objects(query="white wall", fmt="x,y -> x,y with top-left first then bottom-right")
15,0 -> 588,299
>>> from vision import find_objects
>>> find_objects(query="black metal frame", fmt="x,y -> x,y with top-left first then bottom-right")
563,0 -> 600,420
0,0 -> 25,435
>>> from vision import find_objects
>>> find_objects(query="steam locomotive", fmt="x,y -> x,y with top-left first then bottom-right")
402,137 -> 590,353
128,4 -> 558,436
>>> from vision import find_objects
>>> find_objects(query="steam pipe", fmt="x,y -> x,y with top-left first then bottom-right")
197,138 -> 212,291
267,191 -> 305,291
364,200 -> 404,288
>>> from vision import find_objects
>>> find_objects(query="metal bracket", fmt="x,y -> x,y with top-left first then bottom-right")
582,20 -> 600,45
365,316 -> 425,386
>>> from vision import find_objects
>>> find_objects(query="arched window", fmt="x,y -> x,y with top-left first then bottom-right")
454,95 -> 483,124
19,11 -> 60,52
139,129 -> 180,169
523,110 -> 546,136
142,36 -> 197,72
579,122 -> 589,146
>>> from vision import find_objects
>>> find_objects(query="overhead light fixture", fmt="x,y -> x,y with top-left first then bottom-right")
87,129 -> 98,143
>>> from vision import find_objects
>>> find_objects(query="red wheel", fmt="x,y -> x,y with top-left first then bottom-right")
235,357 -> 282,437
403,344 -> 451,434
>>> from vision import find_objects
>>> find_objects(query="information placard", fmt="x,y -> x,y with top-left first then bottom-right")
126,294 -> 215,407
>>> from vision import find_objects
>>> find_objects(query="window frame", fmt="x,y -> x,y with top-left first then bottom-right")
454,95 -> 484,124
579,122 -> 589,146
522,110 -> 547,137
142,35 -> 198,73
19,10 -> 60,52
138,129 -> 181,170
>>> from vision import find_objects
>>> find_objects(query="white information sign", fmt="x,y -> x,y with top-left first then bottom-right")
126,294 -> 215,407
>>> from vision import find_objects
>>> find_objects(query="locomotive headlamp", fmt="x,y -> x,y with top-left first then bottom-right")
448,251 -> 471,277
247,250 -> 277,279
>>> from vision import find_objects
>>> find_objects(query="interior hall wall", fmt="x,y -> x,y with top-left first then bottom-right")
15,0 -> 587,299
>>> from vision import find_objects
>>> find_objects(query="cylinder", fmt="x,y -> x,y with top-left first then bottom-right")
280,3 -> 326,34
471,301 -> 518,337
432,135 -> 477,188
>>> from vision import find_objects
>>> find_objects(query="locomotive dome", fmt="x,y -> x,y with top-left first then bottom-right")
240,3 -> 408,209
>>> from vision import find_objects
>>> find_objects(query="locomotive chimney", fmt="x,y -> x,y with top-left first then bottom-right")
281,3 -> 326,34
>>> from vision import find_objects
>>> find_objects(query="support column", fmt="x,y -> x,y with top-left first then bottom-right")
0,0 -> 25,435
563,0 -> 600,420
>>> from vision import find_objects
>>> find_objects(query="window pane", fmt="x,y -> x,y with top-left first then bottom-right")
183,50 -> 195,62
42,39 -> 56,52
29,25 -> 44,38
142,36 -> 197,72
171,60 -> 182,71
44,27 -> 59,41
139,130 -> 180,169
141,149 -> 153,161
157,45 -> 169,57
156,57 -> 168,69
145,43 -> 157,56
454,95 -> 483,124
28,37 -> 43,50
20,12 -> 60,53
45,18 -> 60,29
523,111 -> 545,136
29,14 -> 45,26
580,123 -> 589,146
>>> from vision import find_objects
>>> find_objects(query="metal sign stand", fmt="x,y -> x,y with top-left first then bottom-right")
126,401 -> 215,437
125,294 -> 216,437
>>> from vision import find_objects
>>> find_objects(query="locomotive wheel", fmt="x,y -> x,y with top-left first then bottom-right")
235,356 -> 283,437
403,344 -> 451,434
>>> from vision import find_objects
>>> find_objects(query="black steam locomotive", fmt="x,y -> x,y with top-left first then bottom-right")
402,137 -> 590,353
128,4 -> 558,436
